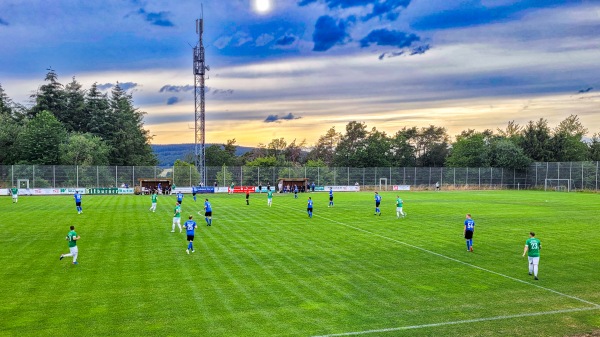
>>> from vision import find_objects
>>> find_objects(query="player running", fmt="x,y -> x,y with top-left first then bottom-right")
11,186 -> 18,203
60,225 -> 80,265
267,188 -> 273,207
307,197 -> 313,218
149,190 -> 158,212
328,187 -> 334,207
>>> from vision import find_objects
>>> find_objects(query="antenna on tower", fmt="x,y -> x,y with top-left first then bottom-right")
193,8 -> 209,186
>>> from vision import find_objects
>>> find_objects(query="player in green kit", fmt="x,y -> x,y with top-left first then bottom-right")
171,202 -> 182,233
60,225 -> 80,265
267,188 -> 273,207
395,195 -> 406,218
11,186 -> 18,203
149,191 -> 158,212
523,232 -> 541,280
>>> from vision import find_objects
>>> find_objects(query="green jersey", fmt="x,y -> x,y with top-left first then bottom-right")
267,190 -> 273,198
525,237 -> 541,257
230,183 -> 234,189
396,198 -> 403,207
11,187 -> 18,195
174,205 -> 181,218
151,193 -> 157,203
67,230 -> 78,248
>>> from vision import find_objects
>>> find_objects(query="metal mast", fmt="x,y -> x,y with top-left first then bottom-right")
194,17 -> 209,185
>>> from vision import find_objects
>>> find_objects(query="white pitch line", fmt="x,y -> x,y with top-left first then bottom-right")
312,307 -> 600,337
311,212 -> 600,308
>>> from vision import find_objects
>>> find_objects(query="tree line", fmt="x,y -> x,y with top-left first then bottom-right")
0,70 -> 157,166
204,117 -> 600,170
2,70 -> 599,169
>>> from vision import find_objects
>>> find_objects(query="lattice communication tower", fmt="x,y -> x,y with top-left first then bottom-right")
193,17 -> 209,185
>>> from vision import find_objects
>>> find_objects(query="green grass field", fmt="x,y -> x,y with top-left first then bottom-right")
1,190 -> 599,337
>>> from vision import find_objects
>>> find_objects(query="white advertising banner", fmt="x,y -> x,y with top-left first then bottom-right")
323,186 -> 360,192
392,185 -> 411,191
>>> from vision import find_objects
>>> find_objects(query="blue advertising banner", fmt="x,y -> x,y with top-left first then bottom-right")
193,186 -> 215,194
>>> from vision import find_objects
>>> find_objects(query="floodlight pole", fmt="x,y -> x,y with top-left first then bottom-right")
194,17 -> 209,185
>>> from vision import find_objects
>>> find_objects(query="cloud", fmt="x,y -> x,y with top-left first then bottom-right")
159,85 -> 194,93
409,44 -> 430,55
378,50 -> 404,60
360,29 -> 419,48
577,87 -> 593,94
256,34 -> 275,47
276,35 -> 297,46
298,0 -> 410,22
96,82 -> 139,91
0,17 -> 8,26
312,15 -> 349,51
166,97 -> 179,105
264,113 -> 302,123
136,8 -> 174,27
212,89 -> 234,96
97,83 -> 114,91
118,82 -> 139,91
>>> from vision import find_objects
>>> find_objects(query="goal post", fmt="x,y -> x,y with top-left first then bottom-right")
379,178 -> 388,191
544,179 -> 572,192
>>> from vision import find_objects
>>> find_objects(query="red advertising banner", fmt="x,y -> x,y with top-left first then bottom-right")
232,186 -> 255,193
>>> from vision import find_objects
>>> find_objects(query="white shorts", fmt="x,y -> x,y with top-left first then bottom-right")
173,217 -> 181,225
396,207 -> 403,212
528,256 -> 540,265
12,195 -> 17,199
70,246 -> 79,256
151,202 -> 156,207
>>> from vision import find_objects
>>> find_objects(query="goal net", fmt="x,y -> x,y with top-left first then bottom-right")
544,179 -> 572,192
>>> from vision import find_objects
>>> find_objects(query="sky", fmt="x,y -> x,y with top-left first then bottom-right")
1,0 -> 599,147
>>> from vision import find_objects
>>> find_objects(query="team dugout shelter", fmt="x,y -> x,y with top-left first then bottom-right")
277,178 -> 309,192
138,178 -> 172,194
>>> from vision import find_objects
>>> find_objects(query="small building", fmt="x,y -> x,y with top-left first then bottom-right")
277,178 -> 309,193
138,178 -> 172,194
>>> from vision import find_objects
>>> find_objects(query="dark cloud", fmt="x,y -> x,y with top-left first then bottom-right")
97,82 -> 138,91
0,17 -> 8,26
212,89 -> 234,96
137,8 -> 174,27
159,85 -> 194,93
409,44 -> 430,55
264,113 -> 302,123
118,82 -> 138,91
166,97 -> 179,105
378,50 -> 404,60
298,0 -> 410,22
276,35 -> 296,46
312,15 -> 349,52
577,87 -> 593,94
360,29 -> 419,48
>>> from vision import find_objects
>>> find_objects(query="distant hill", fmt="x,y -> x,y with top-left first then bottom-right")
152,143 -> 253,167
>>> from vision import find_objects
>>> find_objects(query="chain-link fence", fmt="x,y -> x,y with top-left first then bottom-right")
1,162 -> 599,191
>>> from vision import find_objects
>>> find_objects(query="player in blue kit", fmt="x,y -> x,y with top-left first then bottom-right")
74,191 -> 83,214
464,213 -> 475,252
294,185 -> 298,199
307,197 -> 313,218
328,187 -> 334,207
192,186 -> 197,202
203,198 -> 212,226
177,191 -> 184,204
184,215 -> 197,254
374,192 -> 381,216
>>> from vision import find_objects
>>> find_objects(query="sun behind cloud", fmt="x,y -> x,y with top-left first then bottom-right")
253,0 -> 272,14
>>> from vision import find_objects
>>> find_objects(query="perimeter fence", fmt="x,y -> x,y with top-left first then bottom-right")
0,162 -> 598,191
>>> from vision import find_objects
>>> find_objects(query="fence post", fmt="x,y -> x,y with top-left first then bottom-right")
53,165 -> 56,188
115,166 -> 118,188
478,167 -> 481,189
347,167 -> 350,186
596,161 -> 598,191
97,166 -> 99,187
33,165 -> 36,188
501,168 -> 503,189
414,167 -> 417,187
318,167 -> 320,185
466,167 -> 469,188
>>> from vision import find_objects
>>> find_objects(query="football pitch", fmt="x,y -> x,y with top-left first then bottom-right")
1,190 -> 599,337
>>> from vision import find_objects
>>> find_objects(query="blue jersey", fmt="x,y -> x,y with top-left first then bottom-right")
464,219 -> 475,231
184,220 -> 197,235
74,193 -> 82,203
329,190 -> 333,198
177,193 -> 184,201
307,199 -> 313,209
294,186 -> 298,193
375,194 -> 381,203
204,201 -> 212,212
